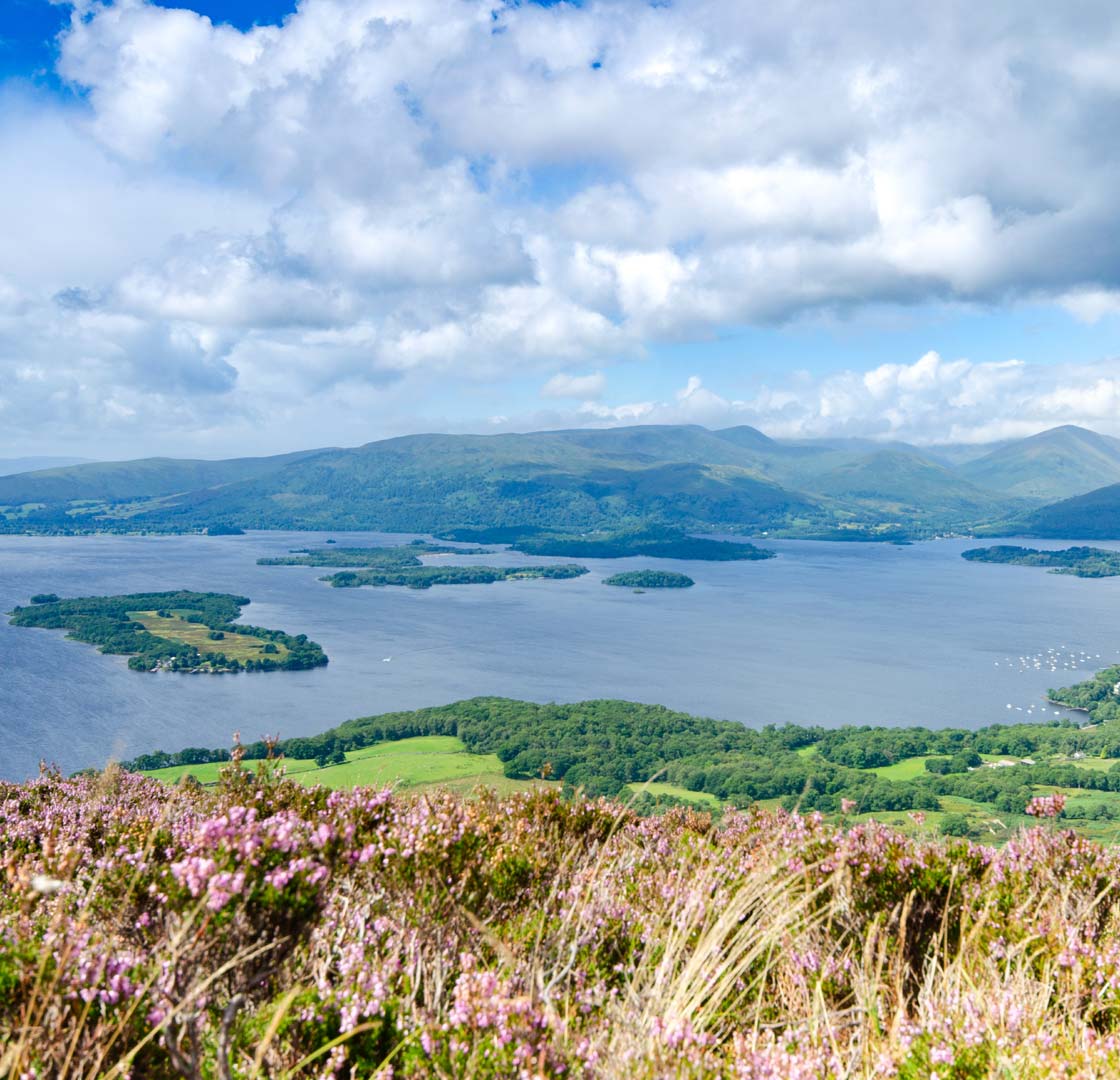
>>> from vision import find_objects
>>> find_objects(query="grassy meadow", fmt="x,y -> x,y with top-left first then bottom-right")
143,734 -> 539,794
130,610 -> 290,662
137,736 -> 1120,843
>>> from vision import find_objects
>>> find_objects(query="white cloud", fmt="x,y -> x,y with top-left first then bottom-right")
541,371 -> 606,400
578,400 -> 656,423
1059,289 -> 1120,324
554,355 -> 1120,446
2,0 -> 1120,453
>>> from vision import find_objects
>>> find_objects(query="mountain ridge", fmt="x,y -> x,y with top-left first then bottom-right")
959,425 -> 1120,501
2,422 -> 1116,538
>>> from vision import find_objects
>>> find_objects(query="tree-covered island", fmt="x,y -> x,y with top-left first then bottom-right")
8,591 -> 327,672
322,563 -> 589,589
962,545 -> 1120,577
257,540 -> 589,588
442,525 -> 775,561
257,540 -> 492,568
602,570 -> 695,588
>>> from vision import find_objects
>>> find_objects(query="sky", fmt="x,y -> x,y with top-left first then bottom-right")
1,0 -> 1119,459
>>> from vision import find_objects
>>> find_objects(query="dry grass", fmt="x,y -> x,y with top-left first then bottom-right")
130,610 -> 290,662
5,768 -> 1120,1077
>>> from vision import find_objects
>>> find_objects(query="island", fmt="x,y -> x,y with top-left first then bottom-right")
322,564 -> 588,589
442,525 -> 775,561
7,590 -> 328,672
961,545 -> 1120,577
258,540 -> 493,568
602,570 -> 695,588
258,540 -> 588,589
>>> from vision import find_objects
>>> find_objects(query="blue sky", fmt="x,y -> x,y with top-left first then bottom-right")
1,0 -> 296,81
1,0 -> 1119,457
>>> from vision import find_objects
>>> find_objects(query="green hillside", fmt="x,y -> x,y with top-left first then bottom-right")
0,456 -> 94,476
5,422 -> 1116,538
125,688 -> 1120,841
803,449 -> 1013,522
1011,482 -> 1120,539
959,425 -> 1120,500
0,448 -> 330,504
0,427 -> 822,535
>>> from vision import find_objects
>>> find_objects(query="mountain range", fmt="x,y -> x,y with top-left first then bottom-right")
3,423 -> 1120,539
0,456 -> 95,477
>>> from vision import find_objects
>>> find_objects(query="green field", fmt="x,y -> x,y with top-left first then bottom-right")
626,781 -> 722,807
870,756 -> 939,780
870,753 -> 1045,781
143,735 -> 542,793
131,610 -> 290,662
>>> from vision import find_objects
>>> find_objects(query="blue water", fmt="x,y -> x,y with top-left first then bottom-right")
2,532 -> 1118,781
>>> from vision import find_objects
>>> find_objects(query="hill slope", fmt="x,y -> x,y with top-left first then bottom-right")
1013,482 -> 1120,539
8,422 -> 1111,537
0,456 -> 94,476
959,425 -> 1120,500
117,430 -> 820,533
0,448 -> 331,504
802,449 -> 1011,521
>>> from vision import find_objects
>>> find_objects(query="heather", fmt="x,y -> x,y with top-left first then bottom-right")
6,765 -> 1120,1078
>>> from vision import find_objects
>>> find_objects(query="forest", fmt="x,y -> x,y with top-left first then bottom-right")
8,591 -> 328,672
602,570 -> 695,587
258,540 -> 492,568
122,659 -> 1120,831
962,544 -> 1120,576
504,525 -> 775,560
257,539 -> 589,588
322,564 -> 589,588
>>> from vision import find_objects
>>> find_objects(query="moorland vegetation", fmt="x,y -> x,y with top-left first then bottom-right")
5,764 -> 1120,1078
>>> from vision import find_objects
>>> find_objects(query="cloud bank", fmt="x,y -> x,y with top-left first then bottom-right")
517,354 -> 1120,446
2,0 -> 1120,454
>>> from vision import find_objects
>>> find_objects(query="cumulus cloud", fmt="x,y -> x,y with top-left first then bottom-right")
3,0 -> 1120,453
557,356 -> 1120,446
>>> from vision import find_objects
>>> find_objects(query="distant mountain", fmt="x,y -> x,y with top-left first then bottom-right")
1012,483 -> 1120,539
548,424 -> 772,467
4,422 -> 1117,538
0,449 -> 331,504
920,441 -> 1016,467
958,425 -> 1120,501
109,430 -> 819,534
804,450 -> 1012,521
0,457 -> 94,476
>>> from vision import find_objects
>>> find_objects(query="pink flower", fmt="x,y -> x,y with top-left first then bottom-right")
1025,793 -> 1066,819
